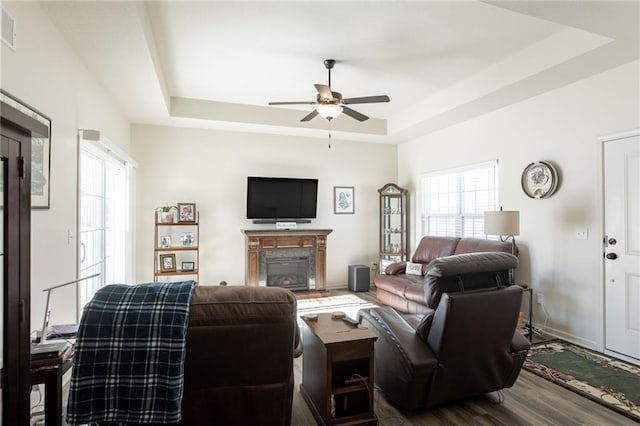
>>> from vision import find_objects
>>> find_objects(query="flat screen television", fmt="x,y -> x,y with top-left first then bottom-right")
246,176 -> 318,220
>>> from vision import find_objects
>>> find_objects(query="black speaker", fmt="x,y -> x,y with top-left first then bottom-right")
348,265 -> 370,292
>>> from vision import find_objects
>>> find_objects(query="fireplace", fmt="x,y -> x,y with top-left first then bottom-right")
243,229 -> 332,290
266,257 -> 309,292
259,248 -> 316,290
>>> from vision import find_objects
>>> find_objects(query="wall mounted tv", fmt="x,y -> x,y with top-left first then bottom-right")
246,177 -> 318,221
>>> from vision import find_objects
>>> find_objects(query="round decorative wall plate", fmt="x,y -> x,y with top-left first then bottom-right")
521,161 -> 559,199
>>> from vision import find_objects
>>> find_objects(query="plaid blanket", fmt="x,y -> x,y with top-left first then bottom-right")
66,281 -> 196,425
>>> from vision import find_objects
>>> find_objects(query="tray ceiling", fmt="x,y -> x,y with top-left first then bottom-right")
40,1 -> 639,143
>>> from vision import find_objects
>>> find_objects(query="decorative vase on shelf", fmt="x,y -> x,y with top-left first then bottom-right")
157,205 -> 176,223
159,212 -> 174,223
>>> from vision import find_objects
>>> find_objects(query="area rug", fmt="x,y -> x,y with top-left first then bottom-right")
296,293 -> 378,319
523,340 -> 640,422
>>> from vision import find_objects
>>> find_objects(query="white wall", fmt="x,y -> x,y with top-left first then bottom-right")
3,1 -> 636,361
132,124 -> 397,288
1,2 -> 130,333
397,60 -> 640,349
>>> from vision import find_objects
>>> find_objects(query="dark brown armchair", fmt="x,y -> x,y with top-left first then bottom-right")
181,285 -> 301,425
358,286 -> 530,410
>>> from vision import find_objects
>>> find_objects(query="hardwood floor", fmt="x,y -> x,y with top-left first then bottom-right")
292,290 -> 637,425
292,364 -> 636,425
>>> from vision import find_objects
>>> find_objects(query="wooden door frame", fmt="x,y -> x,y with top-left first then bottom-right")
598,128 -> 640,363
1,100 -> 46,425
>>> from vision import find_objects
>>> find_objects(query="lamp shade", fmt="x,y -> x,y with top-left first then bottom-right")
316,104 -> 343,120
484,210 -> 520,236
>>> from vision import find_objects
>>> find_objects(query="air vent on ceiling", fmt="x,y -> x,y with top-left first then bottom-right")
1,7 -> 16,50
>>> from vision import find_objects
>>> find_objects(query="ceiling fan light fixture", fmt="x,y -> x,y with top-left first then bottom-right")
316,104 -> 343,120
268,59 -> 389,123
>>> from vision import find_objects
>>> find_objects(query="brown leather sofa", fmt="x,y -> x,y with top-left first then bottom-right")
358,285 -> 530,410
375,236 -> 514,313
181,285 -> 301,425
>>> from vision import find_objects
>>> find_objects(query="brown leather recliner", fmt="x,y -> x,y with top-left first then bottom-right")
181,285 -> 301,425
358,286 -> 530,410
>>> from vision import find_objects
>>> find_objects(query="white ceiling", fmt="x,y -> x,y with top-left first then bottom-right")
40,1 -> 639,143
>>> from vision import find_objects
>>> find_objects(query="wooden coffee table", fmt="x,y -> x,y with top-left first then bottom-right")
300,312 -> 378,425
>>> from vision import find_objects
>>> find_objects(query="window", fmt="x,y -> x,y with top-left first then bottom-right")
421,161 -> 498,238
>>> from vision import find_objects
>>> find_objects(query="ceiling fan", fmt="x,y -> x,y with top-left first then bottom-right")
268,59 -> 390,122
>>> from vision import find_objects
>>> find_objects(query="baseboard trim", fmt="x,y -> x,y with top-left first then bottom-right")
604,349 -> 640,366
535,323 -> 597,350
324,283 -> 350,291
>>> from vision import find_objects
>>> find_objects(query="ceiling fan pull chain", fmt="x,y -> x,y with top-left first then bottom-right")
328,119 -> 332,148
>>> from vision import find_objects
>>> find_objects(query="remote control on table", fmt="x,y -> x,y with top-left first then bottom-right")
343,316 -> 359,326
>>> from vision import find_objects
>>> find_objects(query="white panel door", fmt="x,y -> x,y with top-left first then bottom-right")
604,134 -> 640,361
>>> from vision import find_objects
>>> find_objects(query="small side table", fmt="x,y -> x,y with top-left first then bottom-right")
300,313 -> 378,425
31,348 -> 73,426
518,285 -> 533,343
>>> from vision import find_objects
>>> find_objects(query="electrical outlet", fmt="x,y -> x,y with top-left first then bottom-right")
537,293 -> 544,305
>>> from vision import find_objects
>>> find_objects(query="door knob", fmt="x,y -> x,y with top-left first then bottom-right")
608,238 -> 617,245
605,252 -> 618,260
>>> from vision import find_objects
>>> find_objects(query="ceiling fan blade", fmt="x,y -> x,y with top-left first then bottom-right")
314,84 -> 333,100
343,95 -> 390,105
269,101 -> 317,105
342,106 -> 369,122
300,110 -> 319,122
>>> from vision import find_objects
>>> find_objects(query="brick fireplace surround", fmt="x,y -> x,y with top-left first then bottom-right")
243,229 -> 332,291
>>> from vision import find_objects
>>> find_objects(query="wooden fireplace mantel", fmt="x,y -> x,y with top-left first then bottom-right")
243,229 -> 332,290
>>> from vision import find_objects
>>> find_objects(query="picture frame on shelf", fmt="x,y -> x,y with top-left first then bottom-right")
160,254 -> 176,272
160,236 -> 171,248
177,203 -> 196,223
333,186 -> 354,214
1,89 -> 52,209
181,232 -> 195,247
181,261 -> 195,272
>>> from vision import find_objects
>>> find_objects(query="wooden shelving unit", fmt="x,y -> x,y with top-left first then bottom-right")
153,214 -> 199,283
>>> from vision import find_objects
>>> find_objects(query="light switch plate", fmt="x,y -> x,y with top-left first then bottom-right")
575,228 -> 588,240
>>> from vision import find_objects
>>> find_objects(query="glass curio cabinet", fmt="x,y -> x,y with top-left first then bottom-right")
378,183 -> 409,274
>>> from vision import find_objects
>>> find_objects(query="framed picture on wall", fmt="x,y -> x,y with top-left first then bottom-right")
334,186 -> 354,214
0,89 -> 52,209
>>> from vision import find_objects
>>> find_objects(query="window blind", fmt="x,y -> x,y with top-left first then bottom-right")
421,161 -> 498,238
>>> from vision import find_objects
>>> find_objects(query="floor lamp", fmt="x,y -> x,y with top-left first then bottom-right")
484,207 -> 520,284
